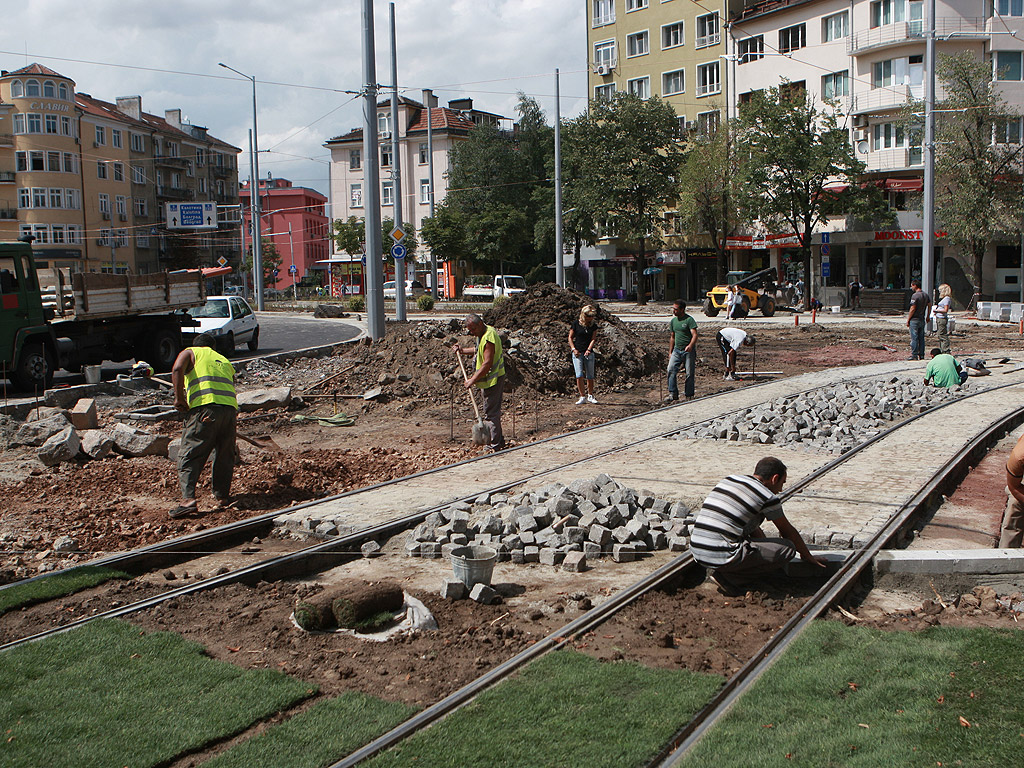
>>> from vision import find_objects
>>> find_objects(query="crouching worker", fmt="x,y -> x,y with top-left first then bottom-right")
169,332 -> 238,519
690,456 -> 826,595
924,348 -> 968,388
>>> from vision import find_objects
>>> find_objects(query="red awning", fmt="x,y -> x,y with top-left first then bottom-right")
885,178 -> 923,191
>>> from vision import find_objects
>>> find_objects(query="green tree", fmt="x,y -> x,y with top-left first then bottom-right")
242,238 -> 282,289
676,117 -> 739,287
568,93 -> 683,304
420,202 -> 468,263
734,84 -> 874,299
331,216 -> 363,255
928,51 -> 1023,300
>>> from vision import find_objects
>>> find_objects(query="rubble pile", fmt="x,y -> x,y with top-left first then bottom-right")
675,376 -> 969,454
405,473 -> 693,569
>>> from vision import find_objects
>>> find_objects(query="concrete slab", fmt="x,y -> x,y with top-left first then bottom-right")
875,549 -> 1024,576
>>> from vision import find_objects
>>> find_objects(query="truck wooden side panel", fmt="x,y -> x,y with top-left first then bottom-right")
39,269 -> 206,321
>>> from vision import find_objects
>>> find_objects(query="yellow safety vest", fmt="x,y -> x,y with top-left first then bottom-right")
184,346 -> 238,409
475,325 -> 505,389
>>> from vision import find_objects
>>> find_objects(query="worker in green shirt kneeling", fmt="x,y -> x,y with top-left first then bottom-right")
924,348 -> 968,389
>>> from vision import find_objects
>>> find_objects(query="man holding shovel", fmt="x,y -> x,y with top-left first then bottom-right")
452,313 -> 506,452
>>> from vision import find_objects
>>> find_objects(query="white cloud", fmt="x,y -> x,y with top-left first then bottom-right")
2,0 -> 587,199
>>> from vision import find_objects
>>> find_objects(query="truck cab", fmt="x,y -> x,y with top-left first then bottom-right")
1,242 -> 54,391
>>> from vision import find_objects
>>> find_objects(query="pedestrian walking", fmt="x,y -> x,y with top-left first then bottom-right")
569,304 -> 599,404
907,279 -> 931,360
849,277 -> 862,309
666,299 -> 698,401
716,327 -> 754,381
452,313 -> 506,452
726,284 -> 742,319
934,283 -> 952,354
169,333 -> 238,519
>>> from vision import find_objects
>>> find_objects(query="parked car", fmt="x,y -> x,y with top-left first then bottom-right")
182,296 -> 259,354
383,280 -> 425,299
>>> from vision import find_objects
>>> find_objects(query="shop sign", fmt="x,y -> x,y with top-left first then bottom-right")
874,230 -> 947,241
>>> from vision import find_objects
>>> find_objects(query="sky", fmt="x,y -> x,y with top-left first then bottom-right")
1,0 -> 589,207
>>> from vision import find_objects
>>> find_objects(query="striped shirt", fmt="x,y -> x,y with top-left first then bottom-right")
689,474 -> 784,567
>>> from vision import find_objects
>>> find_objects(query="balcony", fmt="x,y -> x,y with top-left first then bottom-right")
851,84 -> 925,114
154,154 -> 189,168
156,185 -> 192,201
0,207 -> 17,220
0,133 -> 13,147
849,17 -> 988,55
212,165 -> 233,178
862,147 -> 924,172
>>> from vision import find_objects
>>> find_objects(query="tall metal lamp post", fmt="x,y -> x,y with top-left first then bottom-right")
219,62 -> 264,311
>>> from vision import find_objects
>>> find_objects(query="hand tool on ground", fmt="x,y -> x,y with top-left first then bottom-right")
750,341 -> 756,381
454,350 -> 489,446
236,433 -> 283,452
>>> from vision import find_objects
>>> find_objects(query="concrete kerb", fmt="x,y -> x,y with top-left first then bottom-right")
874,549 -> 1024,576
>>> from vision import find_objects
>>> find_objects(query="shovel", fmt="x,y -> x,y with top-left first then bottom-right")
454,350 -> 489,446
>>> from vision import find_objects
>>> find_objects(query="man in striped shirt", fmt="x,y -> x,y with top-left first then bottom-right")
690,456 -> 825,595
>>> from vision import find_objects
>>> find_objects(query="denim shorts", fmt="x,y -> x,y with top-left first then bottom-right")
572,352 -> 595,380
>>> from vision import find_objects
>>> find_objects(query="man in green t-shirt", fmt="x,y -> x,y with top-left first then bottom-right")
924,348 -> 967,389
667,300 -> 698,401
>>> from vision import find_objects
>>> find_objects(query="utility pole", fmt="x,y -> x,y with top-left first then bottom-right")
288,222 -> 297,301
922,0 -> 936,300
554,68 -> 564,289
423,88 -> 438,299
390,2 -> 406,322
362,0 -> 385,339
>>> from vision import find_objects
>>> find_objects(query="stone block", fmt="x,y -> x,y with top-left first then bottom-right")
562,551 -> 587,573
588,524 -> 612,546
111,423 -> 169,457
70,399 -> 98,430
668,535 -> 689,552
360,541 -> 382,558
564,526 -> 586,545
612,543 -> 636,563
80,429 -> 116,460
470,583 -> 499,604
236,386 -> 292,412
523,545 -> 540,563
314,521 -> 339,538
539,549 -> 565,566
15,414 -> 70,447
583,541 -> 602,559
440,577 -> 467,600
405,541 -> 422,557
421,542 -> 442,559
38,426 -> 81,466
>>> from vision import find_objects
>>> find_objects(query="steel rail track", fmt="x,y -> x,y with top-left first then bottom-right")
325,385 -> 1024,767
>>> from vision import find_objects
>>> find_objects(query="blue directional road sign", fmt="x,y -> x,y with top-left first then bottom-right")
289,264 -> 298,274
391,244 -> 407,260
165,202 -> 217,230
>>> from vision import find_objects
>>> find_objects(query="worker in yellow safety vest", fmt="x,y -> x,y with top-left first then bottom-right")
169,332 -> 238,518
452,313 -> 506,452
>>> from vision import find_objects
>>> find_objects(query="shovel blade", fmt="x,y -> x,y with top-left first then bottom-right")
472,421 -> 489,446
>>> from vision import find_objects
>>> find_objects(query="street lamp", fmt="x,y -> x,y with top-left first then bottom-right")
219,62 -> 264,311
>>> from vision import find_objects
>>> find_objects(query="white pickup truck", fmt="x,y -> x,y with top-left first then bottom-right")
462,274 -> 527,300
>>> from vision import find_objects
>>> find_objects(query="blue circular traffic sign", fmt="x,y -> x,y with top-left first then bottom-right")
391,244 -> 407,260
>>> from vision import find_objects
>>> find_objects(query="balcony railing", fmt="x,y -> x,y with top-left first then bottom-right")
851,84 -> 926,114
849,17 -> 988,54
154,154 -> 188,167
696,32 -> 721,49
212,165 -> 233,177
863,147 -> 924,172
156,185 -> 192,200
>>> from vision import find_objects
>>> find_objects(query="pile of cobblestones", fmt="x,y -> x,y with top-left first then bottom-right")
405,473 -> 693,572
674,376 -> 970,454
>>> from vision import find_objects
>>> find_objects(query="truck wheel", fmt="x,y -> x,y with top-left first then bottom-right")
760,297 -> 776,317
247,328 -> 259,352
12,343 -> 53,392
703,298 -> 720,317
149,330 -> 180,373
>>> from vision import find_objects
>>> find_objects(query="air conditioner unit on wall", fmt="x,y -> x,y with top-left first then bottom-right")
853,128 -> 868,143
380,130 -> 391,140
596,64 -> 612,76
853,115 -> 868,129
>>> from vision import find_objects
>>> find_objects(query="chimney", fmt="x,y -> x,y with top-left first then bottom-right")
164,109 -> 182,129
115,96 -> 142,120
447,98 -> 473,112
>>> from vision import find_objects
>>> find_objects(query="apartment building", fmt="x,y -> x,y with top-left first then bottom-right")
239,177 -> 329,291
727,0 -> 1024,303
0,63 -> 241,275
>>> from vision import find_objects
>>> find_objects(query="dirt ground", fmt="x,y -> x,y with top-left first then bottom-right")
2,290 -> 1024,759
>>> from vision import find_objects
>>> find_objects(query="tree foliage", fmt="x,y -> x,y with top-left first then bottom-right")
331,215 -> 418,266
242,238 -> 282,287
930,51 -> 1023,296
566,93 -> 684,303
420,203 -> 468,263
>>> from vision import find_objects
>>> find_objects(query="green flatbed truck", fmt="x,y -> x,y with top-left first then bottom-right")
1,239 -> 206,392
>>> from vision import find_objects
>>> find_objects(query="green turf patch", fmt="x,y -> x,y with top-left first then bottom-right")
204,691 -> 417,768
680,620 -> 1024,767
0,618 -> 314,768
365,649 -> 722,768
0,565 -> 132,616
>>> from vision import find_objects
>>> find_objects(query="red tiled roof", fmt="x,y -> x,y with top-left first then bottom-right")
7,63 -> 69,79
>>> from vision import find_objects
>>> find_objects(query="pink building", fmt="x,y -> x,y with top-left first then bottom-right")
240,177 -> 329,291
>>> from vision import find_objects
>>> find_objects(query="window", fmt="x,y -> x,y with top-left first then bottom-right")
18,188 -> 30,208
662,69 -> 685,95
377,112 -> 391,135
97,161 -> 108,180
697,62 -> 721,96
382,181 -> 394,206
996,51 -> 1024,80
594,40 -> 617,69
995,117 -> 1023,143
822,71 -> 850,99
115,195 -> 127,215
822,11 -> 849,41
351,183 -> 362,208
350,149 -> 361,169
43,80 -> 56,98
135,198 -> 148,216
626,0 -> 648,10
198,177 -> 207,193
662,21 -> 684,49
132,165 -> 146,184
112,129 -> 122,149
27,114 -> 41,133
49,189 -> 63,208
196,148 -> 206,166
33,188 -> 46,208
872,122 -> 907,150
116,229 -> 128,247
63,153 -> 77,173
171,172 -> 181,188
420,178 -> 430,204
52,225 -> 65,244
594,83 -> 616,100
628,77 -> 650,99
13,114 -> 24,134
61,116 -> 72,136
168,142 -> 179,158
67,225 -> 81,244
10,80 -> 23,98
29,151 -> 44,171
999,0 -> 1024,14
95,126 -> 106,146
593,0 -> 615,26
45,115 -> 58,134
696,13 -> 720,48
99,193 -> 110,214
738,36 -> 764,64
186,160 -> 194,177
15,152 -> 26,172
98,229 -> 110,246
871,0 -> 905,27
131,133 -> 145,152
66,189 -> 81,209
33,225 -> 49,244
697,110 -> 720,136
873,57 -> 919,87
381,144 -> 392,167
778,24 -> 806,54
627,31 -> 649,57
47,151 -> 60,172
418,143 -> 428,164
25,79 -> 40,97
58,83 -> 68,100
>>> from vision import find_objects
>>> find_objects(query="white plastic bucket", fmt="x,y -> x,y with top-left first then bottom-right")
450,545 -> 497,587
83,365 -> 102,384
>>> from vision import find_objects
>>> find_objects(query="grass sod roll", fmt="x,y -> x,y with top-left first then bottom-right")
332,582 -> 404,630
293,593 -> 336,631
